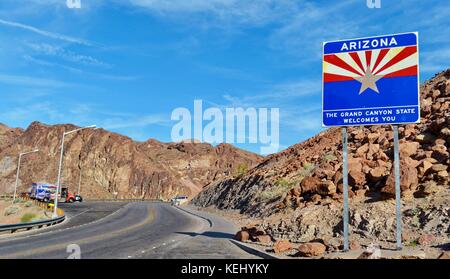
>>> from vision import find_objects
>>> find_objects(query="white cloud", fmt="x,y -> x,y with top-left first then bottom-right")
26,42 -> 108,67
0,18 -> 92,46
127,0 -> 300,26
0,102 -> 65,123
220,79 -> 320,108
0,73 -> 73,88
420,48 -> 450,74
99,114 -> 169,130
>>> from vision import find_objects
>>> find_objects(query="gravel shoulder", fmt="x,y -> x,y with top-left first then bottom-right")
190,186 -> 450,259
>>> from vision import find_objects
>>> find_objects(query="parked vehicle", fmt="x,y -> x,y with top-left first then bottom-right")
29,183 -> 57,203
61,188 -> 83,203
29,183 -> 83,203
171,196 -> 188,206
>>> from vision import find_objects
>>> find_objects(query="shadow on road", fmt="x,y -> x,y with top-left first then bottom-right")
176,231 -> 234,239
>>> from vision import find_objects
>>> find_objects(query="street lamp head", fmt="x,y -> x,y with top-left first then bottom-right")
65,125 -> 97,135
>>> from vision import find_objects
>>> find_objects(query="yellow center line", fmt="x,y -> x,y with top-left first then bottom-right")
0,204 -> 156,259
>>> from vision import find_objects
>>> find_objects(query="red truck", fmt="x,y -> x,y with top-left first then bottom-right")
61,187 -> 83,203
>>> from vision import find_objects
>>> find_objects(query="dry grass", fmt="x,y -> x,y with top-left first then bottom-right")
0,200 -> 50,225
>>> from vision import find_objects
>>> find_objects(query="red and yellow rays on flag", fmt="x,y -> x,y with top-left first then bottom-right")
323,46 -> 418,83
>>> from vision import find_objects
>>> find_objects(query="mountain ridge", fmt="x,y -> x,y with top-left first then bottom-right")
0,121 -> 262,200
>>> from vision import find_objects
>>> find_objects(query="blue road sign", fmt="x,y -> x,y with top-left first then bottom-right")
322,32 -> 420,127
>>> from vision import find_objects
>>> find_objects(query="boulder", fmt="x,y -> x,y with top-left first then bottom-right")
402,230 -> 415,243
438,251 -> 450,259
317,181 -> 336,196
415,133 -> 436,144
367,143 -> 380,158
349,240 -> 361,250
356,144 -> 369,158
355,189 -> 367,198
404,157 -> 420,168
349,169 -> 366,186
431,164 -> 448,173
400,141 -> 419,157
441,128 -> 450,137
435,138 -> 447,146
383,159 -> 419,196
247,227 -> 266,239
290,187 -> 301,197
351,129 -> 365,141
311,194 -> 322,203
418,159 -> 433,176
417,181 -> 441,196
374,150 -> 389,161
235,230 -> 250,242
255,235 -> 272,244
367,132 -> 380,143
437,170 -> 449,181
300,176 -> 321,194
417,234 -> 435,246
297,242 -> 327,257
431,144 -> 449,163
369,167 -> 386,182
348,157 -> 363,172
273,240 -> 292,254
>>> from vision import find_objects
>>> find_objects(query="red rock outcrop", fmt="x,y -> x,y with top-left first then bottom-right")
192,69 -> 450,217
0,122 -> 262,199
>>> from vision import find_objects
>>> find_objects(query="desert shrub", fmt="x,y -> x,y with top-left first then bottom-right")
259,178 -> 298,201
235,164 -> 248,178
323,153 -> 338,163
20,213 -> 37,223
406,240 -> 418,247
13,198 -> 24,203
24,201 -> 33,208
297,162 -> 316,180
265,170 -> 276,178
4,206 -> 19,216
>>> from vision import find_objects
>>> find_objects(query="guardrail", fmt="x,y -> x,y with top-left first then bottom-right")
85,199 -> 164,202
0,215 -> 65,233
0,195 -> 65,234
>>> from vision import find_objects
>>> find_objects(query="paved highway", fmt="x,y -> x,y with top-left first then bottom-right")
0,202 -> 258,259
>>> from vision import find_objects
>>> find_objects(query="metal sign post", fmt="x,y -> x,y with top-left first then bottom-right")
342,128 -> 349,251
392,125 -> 402,250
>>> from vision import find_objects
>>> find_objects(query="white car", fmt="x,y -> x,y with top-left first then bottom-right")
171,196 -> 188,206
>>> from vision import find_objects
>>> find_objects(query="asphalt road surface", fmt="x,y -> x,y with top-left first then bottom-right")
0,201 -> 258,259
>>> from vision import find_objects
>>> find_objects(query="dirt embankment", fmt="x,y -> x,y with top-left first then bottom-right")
0,198 -> 51,225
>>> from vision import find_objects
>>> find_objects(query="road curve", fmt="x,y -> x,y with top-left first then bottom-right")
0,202 -> 258,259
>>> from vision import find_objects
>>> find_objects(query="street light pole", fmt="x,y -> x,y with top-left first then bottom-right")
13,149 -> 39,203
53,125 -> 96,218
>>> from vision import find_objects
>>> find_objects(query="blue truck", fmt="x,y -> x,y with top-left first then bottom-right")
29,183 -> 57,203
29,183 -> 83,203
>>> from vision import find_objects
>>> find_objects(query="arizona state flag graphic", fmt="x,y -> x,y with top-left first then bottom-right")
322,32 -> 420,127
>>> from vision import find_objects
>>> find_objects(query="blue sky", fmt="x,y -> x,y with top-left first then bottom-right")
0,0 -> 449,154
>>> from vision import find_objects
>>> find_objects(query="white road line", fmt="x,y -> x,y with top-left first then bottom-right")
0,203 -> 132,242
69,209 -> 90,219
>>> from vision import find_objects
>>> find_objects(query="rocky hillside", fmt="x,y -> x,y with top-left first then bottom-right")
192,69 -> 450,217
0,122 -> 261,199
